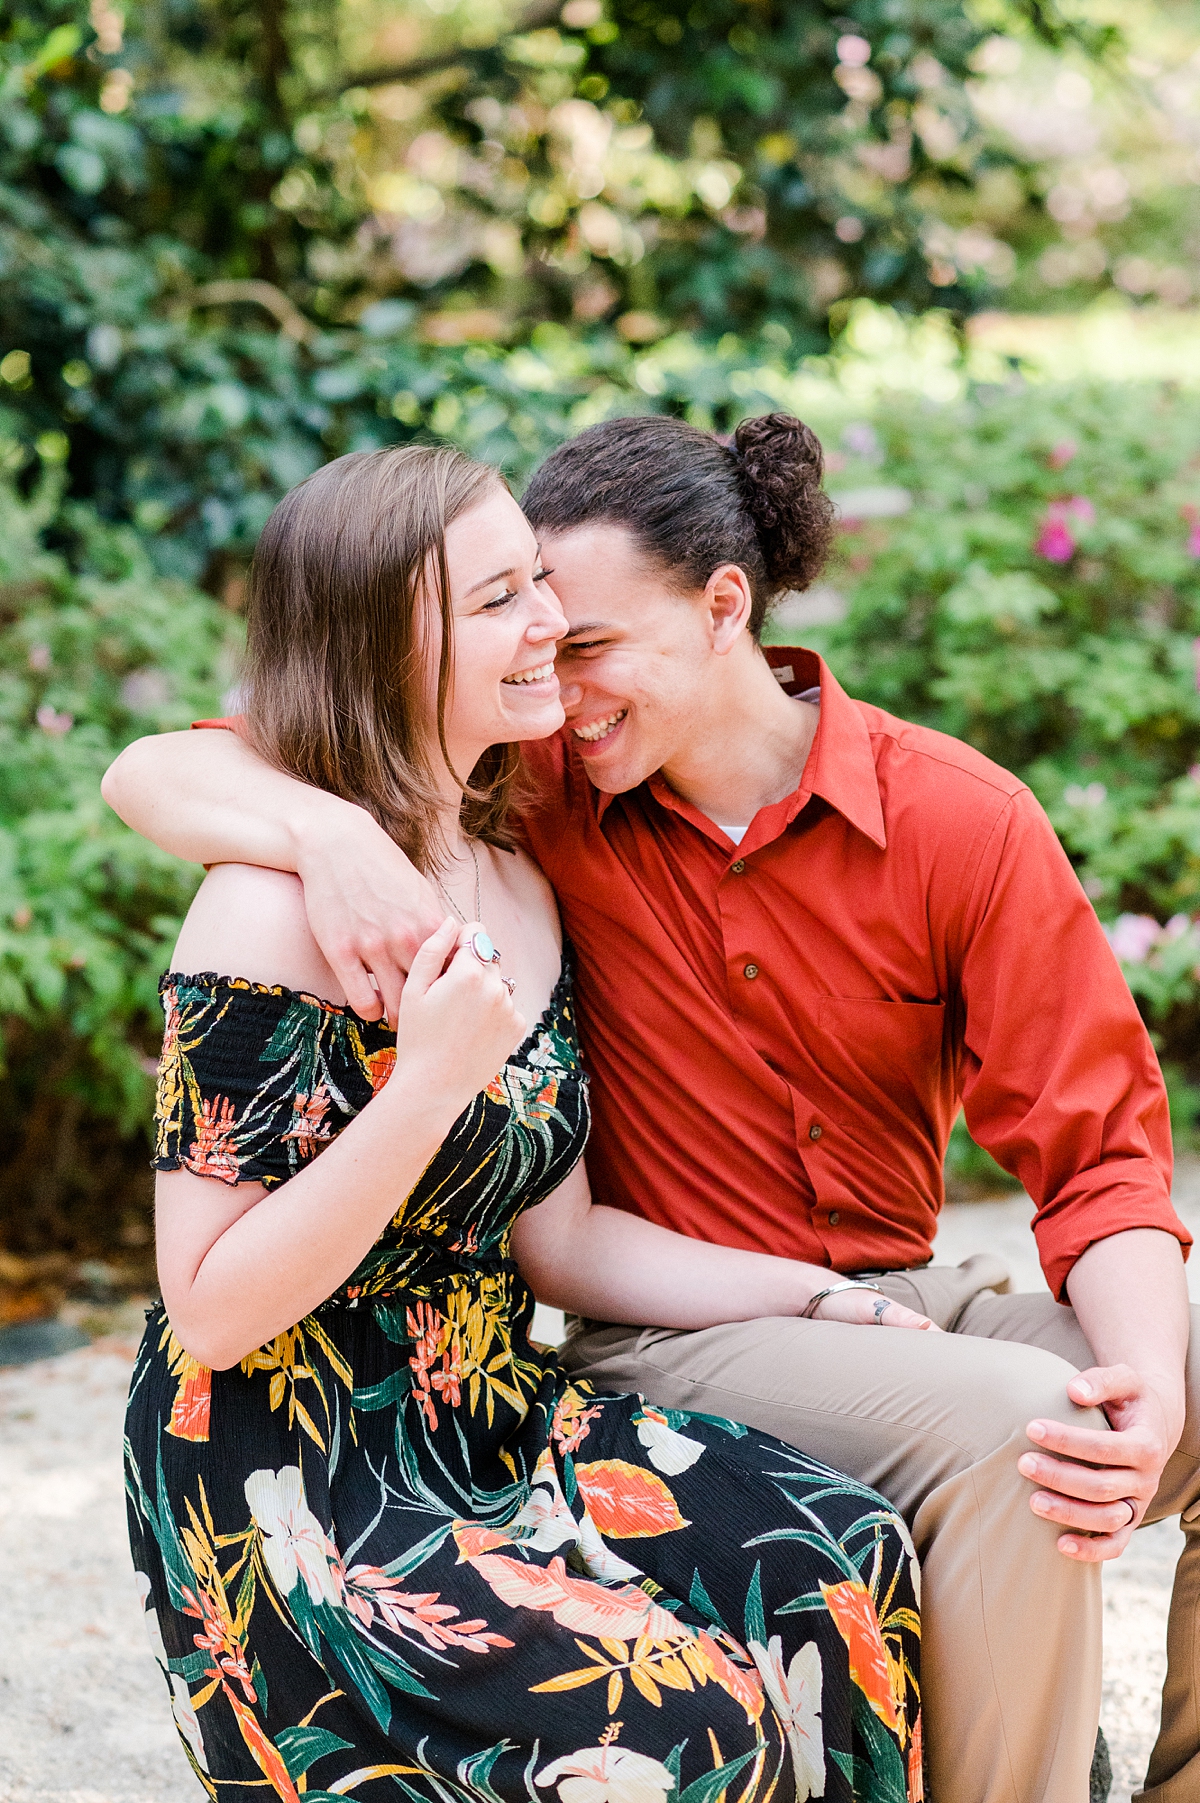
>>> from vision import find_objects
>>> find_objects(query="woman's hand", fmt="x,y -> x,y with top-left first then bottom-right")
813,1288 -> 942,1332
392,917 -> 526,1110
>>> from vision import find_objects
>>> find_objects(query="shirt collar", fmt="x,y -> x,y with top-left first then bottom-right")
590,647 -> 887,852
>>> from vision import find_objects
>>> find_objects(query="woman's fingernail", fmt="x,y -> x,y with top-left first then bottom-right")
1075,1382 -> 1093,1399
1061,1539 -> 1079,1556
1027,1421 -> 1047,1441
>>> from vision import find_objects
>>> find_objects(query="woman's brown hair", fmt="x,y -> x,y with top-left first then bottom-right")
241,444 -> 517,872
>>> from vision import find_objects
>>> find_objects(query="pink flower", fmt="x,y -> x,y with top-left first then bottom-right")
1104,915 -> 1163,965
1035,508 -> 1075,563
36,704 -> 74,735
1184,508 -> 1200,558
1066,495 -> 1095,524
1048,439 -> 1077,469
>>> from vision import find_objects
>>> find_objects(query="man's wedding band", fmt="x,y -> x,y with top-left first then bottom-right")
1119,1498 -> 1138,1528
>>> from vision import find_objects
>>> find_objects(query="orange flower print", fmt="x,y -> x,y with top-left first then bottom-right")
181,1583 -> 256,1702
364,1045 -> 396,1094
168,1359 -> 212,1442
161,1326 -> 212,1442
406,1302 -> 462,1429
343,1564 -> 514,1652
551,1385 -> 603,1455
223,1687 -> 301,1802
820,1578 -> 900,1731
187,1095 -> 241,1183
280,1086 -> 332,1159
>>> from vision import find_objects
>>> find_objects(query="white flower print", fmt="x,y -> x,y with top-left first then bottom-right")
507,1449 -> 581,1551
244,1466 -> 342,1607
633,1405 -> 705,1476
169,1671 -> 209,1772
536,1745 -> 676,1803
749,1636 -> 825,1799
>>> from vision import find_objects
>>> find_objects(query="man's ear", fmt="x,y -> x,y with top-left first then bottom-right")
704,564 -> 753,655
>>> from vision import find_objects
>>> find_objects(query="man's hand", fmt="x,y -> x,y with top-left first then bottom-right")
1019,1360 -> 1183,1562
295,811 -> 444,1025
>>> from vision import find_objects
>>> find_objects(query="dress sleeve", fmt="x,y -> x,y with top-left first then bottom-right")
152,974 -> 389,1189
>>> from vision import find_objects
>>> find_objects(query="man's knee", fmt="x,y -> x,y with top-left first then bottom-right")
933,1336 -> 1104,1464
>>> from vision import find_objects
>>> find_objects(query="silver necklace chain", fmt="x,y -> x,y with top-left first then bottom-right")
434,839 -> 482,926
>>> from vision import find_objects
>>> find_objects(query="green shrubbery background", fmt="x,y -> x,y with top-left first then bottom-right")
4,0 -> 1200,1271
8,360 -> 1200,1251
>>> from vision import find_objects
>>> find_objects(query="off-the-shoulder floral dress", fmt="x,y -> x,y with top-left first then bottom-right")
125,966 -> 922,1803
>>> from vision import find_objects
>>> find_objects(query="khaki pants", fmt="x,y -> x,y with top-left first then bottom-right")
560,1256 -> 1200,1803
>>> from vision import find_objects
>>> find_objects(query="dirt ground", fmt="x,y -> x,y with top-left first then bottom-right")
3,1188 -> 1199,1803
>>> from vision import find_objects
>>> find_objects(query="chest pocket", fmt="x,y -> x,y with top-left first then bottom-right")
817,997 -> 947,1115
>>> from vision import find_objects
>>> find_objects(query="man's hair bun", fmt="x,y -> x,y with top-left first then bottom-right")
730,413 -> 836,594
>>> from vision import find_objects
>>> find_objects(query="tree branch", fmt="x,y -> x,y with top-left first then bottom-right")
336,0 -> 563,93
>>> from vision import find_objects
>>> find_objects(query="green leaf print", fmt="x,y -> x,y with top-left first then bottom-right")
830,1689 -> 909,1803
743,1562 -> 766,1647
677,1745 -> 762,1803
275,1725 -> 356,1779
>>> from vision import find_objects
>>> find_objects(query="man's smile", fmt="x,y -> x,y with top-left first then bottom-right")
572,708 -> 628,744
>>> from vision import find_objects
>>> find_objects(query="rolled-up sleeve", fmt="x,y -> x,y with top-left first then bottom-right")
957,787 -> 1187,1300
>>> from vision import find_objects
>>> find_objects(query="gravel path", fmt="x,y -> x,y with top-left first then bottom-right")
3,1189 -> 1199,1803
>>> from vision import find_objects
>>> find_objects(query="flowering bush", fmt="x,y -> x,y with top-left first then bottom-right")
783,378 -> 1200,1144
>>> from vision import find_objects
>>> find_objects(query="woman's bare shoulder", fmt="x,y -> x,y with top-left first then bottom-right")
169,864 -> 346,1003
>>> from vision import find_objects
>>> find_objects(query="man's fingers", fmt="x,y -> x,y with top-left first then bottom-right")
1028,1485 -> 1142,1536
333,958 -> 387,1021
1056,1525 -> 1137,1564
1025,1413 -> 1156,1467
1066,1363 -> 1142,1408
1018,1449 -> 1149,1505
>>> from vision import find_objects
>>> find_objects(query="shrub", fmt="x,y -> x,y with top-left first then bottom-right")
0,453 -> 236,1267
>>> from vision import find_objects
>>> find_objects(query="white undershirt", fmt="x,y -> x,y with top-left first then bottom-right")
707,689 -> 820,846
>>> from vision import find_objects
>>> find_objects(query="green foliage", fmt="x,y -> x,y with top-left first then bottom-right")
0,448 -> 236,1249
774,379 -> 1200,1094
0,0 -> 1112,583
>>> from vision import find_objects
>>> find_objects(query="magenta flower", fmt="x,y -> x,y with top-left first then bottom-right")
1036,506 -> 1075,562
1065,496 -> 1095,525
1048,439 -> 1078,470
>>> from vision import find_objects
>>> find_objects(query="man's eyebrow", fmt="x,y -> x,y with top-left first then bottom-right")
560,621 -> 615,639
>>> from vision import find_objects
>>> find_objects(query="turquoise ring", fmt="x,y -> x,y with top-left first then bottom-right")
470,929 -> 501,967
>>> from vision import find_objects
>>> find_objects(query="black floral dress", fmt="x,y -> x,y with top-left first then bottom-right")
125,967 -> 923,1803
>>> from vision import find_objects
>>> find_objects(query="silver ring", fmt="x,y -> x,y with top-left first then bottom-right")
469,929 -> 501,967
872,1297 -> 890,1325
501,976 -> 515,996
1119,1498 -> 1138,1528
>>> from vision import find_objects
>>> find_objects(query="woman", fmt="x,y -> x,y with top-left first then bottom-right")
121,440 -> 927,1803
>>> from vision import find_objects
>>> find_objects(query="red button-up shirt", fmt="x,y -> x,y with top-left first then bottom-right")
518,647 -> 1186,1299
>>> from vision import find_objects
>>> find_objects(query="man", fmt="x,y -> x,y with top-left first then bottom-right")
104,414 -> 1199,1803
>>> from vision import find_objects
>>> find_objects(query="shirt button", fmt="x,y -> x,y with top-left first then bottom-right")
744,962 -> 759,980
828,1209 -> 840,1225
809,1123 -> 822,1141
731,859 -> 746,874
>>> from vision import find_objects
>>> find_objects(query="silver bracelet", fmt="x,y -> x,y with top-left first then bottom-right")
801,1279 -> 885,1320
